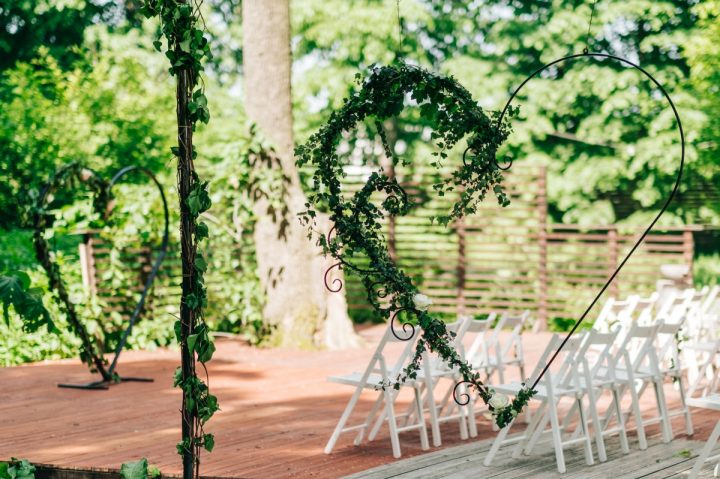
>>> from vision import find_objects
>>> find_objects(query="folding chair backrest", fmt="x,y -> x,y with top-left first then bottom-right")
634,292 -> 659,326
566,330 -> 618,387
550,332 -> 588,387
463,314 -> 495,363
497,311 -> 529,361
595,296 -> 638,333
426,317 -> 469,369
654,319 -> 685,373
617,322 -> 661,375
524,333 -> 562,386
370,321 -> 421,380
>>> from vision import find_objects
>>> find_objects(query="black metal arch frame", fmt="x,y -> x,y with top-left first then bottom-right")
454,51 -> 685,401
36,165 -> 170,390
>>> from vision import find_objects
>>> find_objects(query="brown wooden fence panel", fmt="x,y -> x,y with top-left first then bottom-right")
83,166 -> 697,329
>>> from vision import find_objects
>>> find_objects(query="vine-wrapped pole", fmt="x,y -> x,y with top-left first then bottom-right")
174,13 -> 198,479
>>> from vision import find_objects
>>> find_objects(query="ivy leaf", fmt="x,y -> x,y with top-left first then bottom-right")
120,459 -> 147,479
203,434 -> 215,452
194,254 -> 207,273
187,334 -> 198,352
195,222 -> 209,240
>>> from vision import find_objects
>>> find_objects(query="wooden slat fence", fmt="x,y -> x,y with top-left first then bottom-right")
79,165 -> 697,328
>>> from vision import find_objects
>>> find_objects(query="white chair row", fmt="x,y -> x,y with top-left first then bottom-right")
485,318 -> 698,473
324,310 -> 532,457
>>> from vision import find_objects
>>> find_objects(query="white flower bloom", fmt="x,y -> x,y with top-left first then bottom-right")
488,393 -> 509,409
412,293 -> 433,311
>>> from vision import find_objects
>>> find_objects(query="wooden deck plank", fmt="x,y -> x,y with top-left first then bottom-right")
1,328 -> 720,478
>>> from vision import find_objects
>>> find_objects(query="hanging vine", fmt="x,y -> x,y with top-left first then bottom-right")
296,64 -> 535,427
141,0 -> 217,476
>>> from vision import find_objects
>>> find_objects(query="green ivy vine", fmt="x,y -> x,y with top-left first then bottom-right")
296,63 -> 535,427
141,0 -> 217,467
26,163 -> 115,378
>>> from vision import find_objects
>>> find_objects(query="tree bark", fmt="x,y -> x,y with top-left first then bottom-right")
242,0 -> 359,349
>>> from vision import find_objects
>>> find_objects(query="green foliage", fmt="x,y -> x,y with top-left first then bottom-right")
120,459 -> 148,479
0,459 -> 35,479
119,459 -> 161,479
293,0 -> 717,226
695,254 -> 720,287
0,35 -> 173,228
297,63 -> 532,427
0,272 -> 54,333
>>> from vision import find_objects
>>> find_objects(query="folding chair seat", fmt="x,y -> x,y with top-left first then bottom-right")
484,331 -> 601,474
324,322 -> 429,458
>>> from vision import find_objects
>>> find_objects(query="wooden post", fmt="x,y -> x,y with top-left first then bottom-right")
456,217 -> 467,317
78,232 -> 97,297
175,27 -> 198,479
608,227 -> 619,298
682,228 -> 694,287
537,166 -> 548,330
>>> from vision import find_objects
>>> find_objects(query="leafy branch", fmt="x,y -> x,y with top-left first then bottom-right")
296,63 -> 534,427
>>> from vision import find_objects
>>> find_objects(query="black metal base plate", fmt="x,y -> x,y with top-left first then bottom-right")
57,376 -> 154,390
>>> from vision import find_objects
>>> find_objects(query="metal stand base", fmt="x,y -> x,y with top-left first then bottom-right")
58,376 -> 153,390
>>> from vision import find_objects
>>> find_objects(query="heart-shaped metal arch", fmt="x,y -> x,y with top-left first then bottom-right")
460,51 -> 684,397
33,164 -> 169,389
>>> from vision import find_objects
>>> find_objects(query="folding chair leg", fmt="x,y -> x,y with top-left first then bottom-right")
525,407 -> 552,456
653,380 -> 673,443
612,387 -> 630,454
688,419 -> 720,479
677,375 -> 694,436
484,421 -> 515,467
355,393 -> 384,445
325,384 -> 364,454
424,377 -> 442,447
586,386 -> 606,462
548,400 -> 567,473
511,399 -> 547,459
576,398 -> 595,466
628,383 -> 648,450
467,394 -> 479,438
384,388 -> 402,458
414,385 -> 430,450
369,389 -> 397,441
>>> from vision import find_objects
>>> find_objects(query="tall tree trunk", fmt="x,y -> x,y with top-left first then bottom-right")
242,0 -> 359,349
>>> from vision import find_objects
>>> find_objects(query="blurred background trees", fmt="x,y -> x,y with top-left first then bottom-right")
0,0 -> 718,363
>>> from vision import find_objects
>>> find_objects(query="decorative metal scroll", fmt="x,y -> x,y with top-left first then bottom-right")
458,51 -> 685,396
32,164 -> 170,390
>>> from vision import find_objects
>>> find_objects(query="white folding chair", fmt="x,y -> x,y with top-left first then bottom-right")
484,332 -> 597,474
687,394 -> 720,478
324,322 -> 429,458
600,322 -> 672,449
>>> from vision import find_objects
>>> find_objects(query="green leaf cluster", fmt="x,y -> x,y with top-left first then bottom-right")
297,63 -> 532,426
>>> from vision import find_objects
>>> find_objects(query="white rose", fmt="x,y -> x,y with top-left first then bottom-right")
412,293 -> 433,311
488,393 -> 509,410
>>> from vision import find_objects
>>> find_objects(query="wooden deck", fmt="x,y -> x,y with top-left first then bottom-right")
345,435 -> 719,479
1,327 -> 719,478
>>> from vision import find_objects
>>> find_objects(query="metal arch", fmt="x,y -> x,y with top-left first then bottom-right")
105,165 -> 171,378
493,51 -> 685,392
